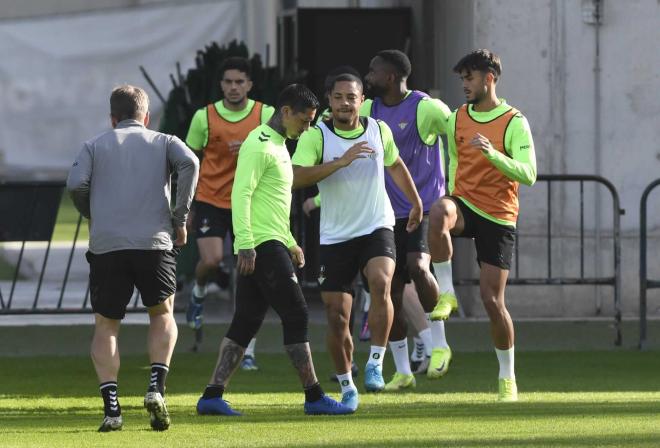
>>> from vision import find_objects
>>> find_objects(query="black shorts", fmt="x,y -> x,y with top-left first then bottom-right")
393,215 -> 430,282
193,201 -> 233,239
452,197 -> 516,270
86,249 -> 178,319
319,227 -> 396,293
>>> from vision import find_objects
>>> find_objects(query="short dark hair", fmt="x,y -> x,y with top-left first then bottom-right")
110,84 -> 149,121
276,84 -> 320,112
453,49 -> 501,82
324,65 -> 361,93
220,56 -> 252,79
329,73 -> 363,93
376,49 -> 412,80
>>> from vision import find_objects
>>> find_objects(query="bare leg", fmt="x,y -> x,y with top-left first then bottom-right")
407,252 -> 439,312
195,237 -> 224,288
322,292 -> 353,374
147,296 -> 177,365
428,198 -> 463,263
402,285 -> 428,334
387,275 -> 407,341
91,315 -> 121,383
363,256 -> 395,347
480,263 -> 514,349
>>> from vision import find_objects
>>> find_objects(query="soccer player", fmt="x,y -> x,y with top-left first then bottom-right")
186,57 -> 274,370
67,85 -> 199,431
195,84 -> 352,416
292,73 -> 422,410
363,50 -> 453,390
427,49 -> 537,401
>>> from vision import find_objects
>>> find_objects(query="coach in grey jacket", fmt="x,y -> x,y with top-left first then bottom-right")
67,84 -> 199,433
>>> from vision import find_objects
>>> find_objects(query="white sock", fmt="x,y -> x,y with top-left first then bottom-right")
245,338 -> 256,357
427,314 -> 450,350
495,346 -> 515,379
336,372 -> 356,394
192,282 -> 207,299
411,336 -> 426,361
417,328 -> 433,357
367,346 -> 386,367
388,339 -> 412,375
432,261 -> 455,294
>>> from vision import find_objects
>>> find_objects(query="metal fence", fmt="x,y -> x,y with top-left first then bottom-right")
453,175 -> 625,345
638,178 -> 660,349
1,175 -> 625,344
0,180 -> 144,314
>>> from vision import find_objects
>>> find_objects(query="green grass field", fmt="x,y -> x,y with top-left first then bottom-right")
52,193 -> 89,242
1,323 -> 659,447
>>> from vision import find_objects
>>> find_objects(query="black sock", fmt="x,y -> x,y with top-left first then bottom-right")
148,363 -> 169,396
100,381 -> 121,417
304,382 -> 323,403
202,384 -> 225,399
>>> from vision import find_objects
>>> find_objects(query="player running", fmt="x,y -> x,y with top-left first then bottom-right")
186,57 -> 274,370
363,49 -> 453,390
427,49 -> 537,402
292,73 -> 422,410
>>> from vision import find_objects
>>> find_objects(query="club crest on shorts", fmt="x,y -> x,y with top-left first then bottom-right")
318,265 -> 326,285
200,218 -> 210,234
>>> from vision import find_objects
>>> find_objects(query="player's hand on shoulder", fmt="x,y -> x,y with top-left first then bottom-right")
237,248 -> 257,275
338,141 -> 374,167
289,245 -> 305,268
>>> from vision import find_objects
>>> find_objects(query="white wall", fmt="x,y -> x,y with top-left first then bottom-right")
430,0 -> 660,319
0,0 -> 279,177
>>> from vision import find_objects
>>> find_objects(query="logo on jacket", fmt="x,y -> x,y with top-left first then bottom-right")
398,122 -> 408,130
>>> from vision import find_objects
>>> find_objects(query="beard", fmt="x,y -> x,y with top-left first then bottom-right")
366,82 -> 386,98
466,88 -> 486,105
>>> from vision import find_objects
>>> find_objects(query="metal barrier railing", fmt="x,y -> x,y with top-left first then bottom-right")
639,178 -> 660,349
2,174 -> 626,345
454,175 -> 625,346
0,180 -> 144,314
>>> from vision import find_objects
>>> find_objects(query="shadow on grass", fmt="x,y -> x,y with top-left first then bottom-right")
265,434 -> 659,448
2,351 -> 660,398
1,399 -> 657,422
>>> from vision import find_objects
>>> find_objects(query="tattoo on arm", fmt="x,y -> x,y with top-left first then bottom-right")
211,338 -> 246,386
284,342 -> 318,388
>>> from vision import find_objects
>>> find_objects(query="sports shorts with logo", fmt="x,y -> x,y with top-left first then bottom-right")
193,200 -> 233,239
318,227 -> 396,293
